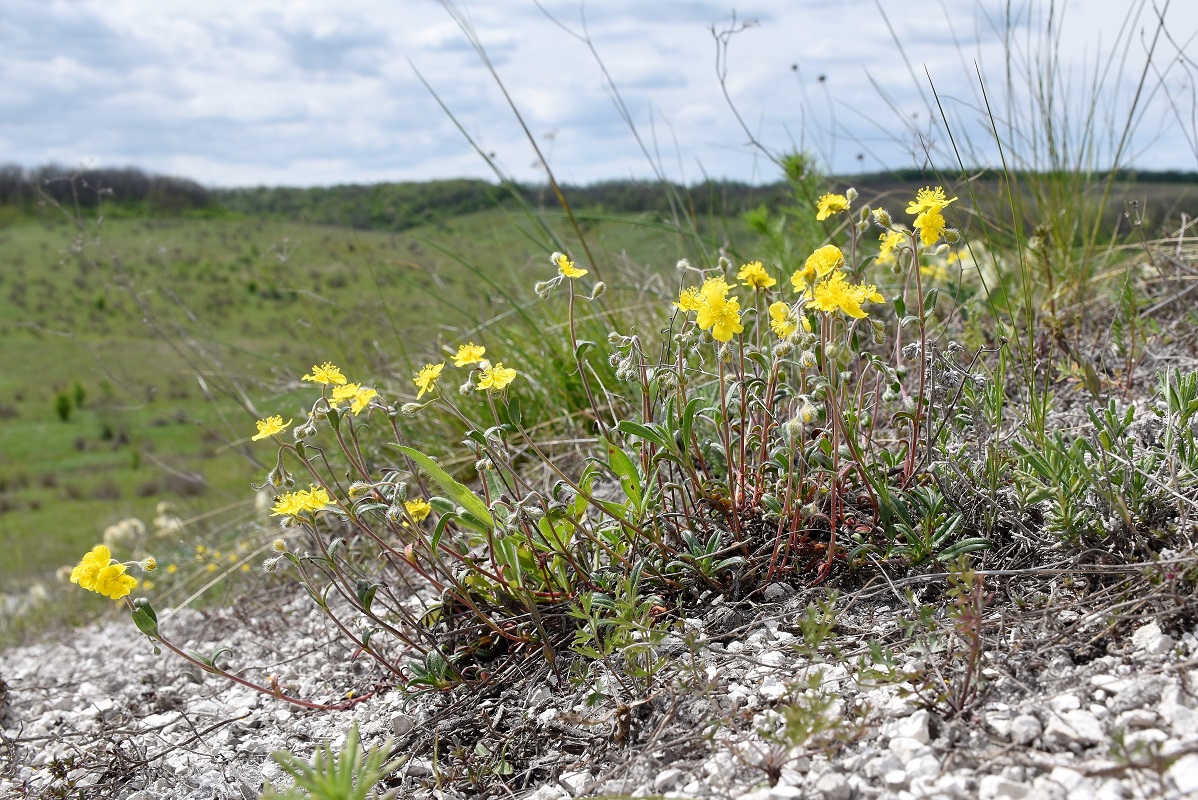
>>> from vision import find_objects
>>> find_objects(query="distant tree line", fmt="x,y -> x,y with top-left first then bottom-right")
0,162 -> 1191,229
211,178 -> 791,231
0,164 -> 211,215
211,179 -> 511,230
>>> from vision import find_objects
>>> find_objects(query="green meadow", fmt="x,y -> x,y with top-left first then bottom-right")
0,204 -> 747,595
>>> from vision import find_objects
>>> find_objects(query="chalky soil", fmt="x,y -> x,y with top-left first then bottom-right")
2,590 -> 1197,799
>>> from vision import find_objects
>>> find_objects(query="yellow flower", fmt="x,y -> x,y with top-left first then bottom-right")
142,579 -> 155,591
454,342 -> 486,367
905,186 -> 956,215
696,292 -> 744,342
906,187 -> 957,247
252,415 -> 292,441
93,563 -> 137,600
675,286 -> 703,312
477,363 -> 518,392
768,301 -> 798,337
877,230 -> 906,265
404,498 -> 432,523
552,251 -> 588,279
166,564 -> 178,574
302,486 -> 333,512
348,387 -> 377,415
792,244 -> 845,294
302,362 -> 348,385
414,363 -> 445,399
701,276 -> 730,300
270,491 -> 308,518
334,383 -> 377,415
331,382 -> 361,405
913,209 -> 948,246
737,261 -> 777,289
808,271 -> 882,319
70,545 -> 113,592
816,193 -> 849,221
140,557 -> 157,571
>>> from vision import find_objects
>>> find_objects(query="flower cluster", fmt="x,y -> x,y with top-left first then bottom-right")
414,340 -> 519,397
332,383 -> 379,414
252,362 -> 380,444
70,544 -> 139,600
906,186 -> 958,247
271,485 -> 333,518
792,245 -> 883,319
676,275 -> 746,342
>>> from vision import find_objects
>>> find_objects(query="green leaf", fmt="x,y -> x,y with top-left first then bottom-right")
575,340 -> 596,361
356,581 -> 380,612
391,445 -> 494,528
617,420 -> 669,450
681,397 -> 704,450
937,538 -> 992,560
606,440 -> 643,510
131,598 -> 159,638
504,396 -> 523,428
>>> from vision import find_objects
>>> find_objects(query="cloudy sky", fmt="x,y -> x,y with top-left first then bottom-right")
1,0 -> 1194,187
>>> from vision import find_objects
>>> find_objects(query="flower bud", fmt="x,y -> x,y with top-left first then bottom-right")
944,228 -> 962,244
400,402 -> 422,418
845,187 -> 858,204
870,319 -> 886,345
140,557 -> 157,572
533,280 -> 552,298
268,463 -> 295,489
872,208 -> 892,228
272,538 -> 287,552
589,281 -> 606,300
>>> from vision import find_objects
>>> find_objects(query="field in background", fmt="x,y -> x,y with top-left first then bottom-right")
0,205 -> 749,595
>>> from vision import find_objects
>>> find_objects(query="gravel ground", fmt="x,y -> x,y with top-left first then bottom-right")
3,574 -> 1198,799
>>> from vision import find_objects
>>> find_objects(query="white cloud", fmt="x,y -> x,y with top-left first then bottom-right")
0,0 -> 1193,186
